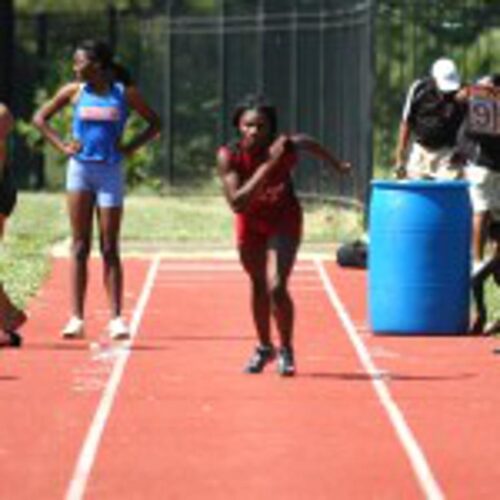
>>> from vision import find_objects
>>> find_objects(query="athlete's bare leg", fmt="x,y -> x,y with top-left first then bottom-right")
67,191 -> 94,319
239,242 -> 271,347
267,234 -> 300,349
96,206 -> 123,319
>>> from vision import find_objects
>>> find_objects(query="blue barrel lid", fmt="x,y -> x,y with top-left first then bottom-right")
371,179 -> 469,190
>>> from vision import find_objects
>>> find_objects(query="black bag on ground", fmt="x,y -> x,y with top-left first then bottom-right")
336,240 -> 368,269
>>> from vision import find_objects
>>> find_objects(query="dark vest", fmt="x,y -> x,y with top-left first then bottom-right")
409,78 -> 465,149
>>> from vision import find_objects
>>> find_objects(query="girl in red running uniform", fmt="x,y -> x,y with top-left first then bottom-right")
217,94 -> 351,376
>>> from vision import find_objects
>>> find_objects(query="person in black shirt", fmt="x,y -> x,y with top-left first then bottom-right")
0,103 -> 26,347
455,75 -> 500,333
394,58 -> 465,179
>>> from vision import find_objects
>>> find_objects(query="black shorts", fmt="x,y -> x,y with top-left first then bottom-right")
0,167 -> 17,217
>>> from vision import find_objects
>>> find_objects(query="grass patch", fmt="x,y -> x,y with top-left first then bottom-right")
302,200 -> 365,243
122,195 -> 233,243
1,193 -> 67,308
484,269 -> 500,328
1,192 -> 364,308
122,195 -> 365,245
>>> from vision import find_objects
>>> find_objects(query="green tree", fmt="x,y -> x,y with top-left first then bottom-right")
374,0 -> 500,174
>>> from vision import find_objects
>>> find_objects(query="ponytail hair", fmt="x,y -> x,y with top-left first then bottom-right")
110,62 -> 133,87
76,39 -> 133,86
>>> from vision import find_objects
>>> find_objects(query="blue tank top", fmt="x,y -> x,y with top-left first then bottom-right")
72,82 -> 128,164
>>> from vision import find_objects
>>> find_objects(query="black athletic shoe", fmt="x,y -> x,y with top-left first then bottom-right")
0,330 -> 23,348
277,347 -> 295,377
244,345 -> 276,374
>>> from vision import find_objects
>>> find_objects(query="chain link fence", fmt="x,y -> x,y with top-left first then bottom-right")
12,0 -> 374,207
10,1 -> 500,199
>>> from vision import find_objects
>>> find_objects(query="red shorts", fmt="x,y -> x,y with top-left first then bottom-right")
235,201 -> 303,248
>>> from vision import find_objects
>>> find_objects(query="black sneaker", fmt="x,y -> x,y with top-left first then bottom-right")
277,347 -> 295,377
244,345 -> 276,374
0,330 -> 22,348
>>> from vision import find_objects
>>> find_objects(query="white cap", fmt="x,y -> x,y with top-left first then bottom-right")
476,75 -> 493,86
431,58 -> 461,92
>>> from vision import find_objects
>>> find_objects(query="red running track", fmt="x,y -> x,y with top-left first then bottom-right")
0,256 -> 499,499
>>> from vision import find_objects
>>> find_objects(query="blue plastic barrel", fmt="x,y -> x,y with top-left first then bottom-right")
368,180 -> 472,334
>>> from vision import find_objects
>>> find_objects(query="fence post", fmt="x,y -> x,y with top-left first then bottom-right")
217,0 -> 227,146
289,1 -> 298,134
36,12 -> 47,78
163,0 -> 174,185
362,0 -> 375,219
108,5 -> 117,52
256,0 -> 265,94
33,11 -> 48,189
0,0 -> 14,104
318,1 -> 326,194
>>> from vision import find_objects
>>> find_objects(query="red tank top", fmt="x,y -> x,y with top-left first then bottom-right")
219,142 -> 298,219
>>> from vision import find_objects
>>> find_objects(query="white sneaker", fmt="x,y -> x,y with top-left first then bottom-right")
61,316 -> 85,338
108,317 -> 130,340
472,257 -> 494,276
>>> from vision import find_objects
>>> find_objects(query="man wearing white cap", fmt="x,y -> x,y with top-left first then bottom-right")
394,58 -> 465,179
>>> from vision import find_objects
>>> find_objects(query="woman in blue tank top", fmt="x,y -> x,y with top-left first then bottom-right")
33,40 -> 161,340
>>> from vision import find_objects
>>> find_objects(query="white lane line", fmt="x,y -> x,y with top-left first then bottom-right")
158,262 -> 317,272
314,258 -> 445,500
154,282 -> 324,292
65,255 -> 161,500
155,275 -> 319,283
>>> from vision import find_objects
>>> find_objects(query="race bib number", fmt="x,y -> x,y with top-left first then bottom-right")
468,85 -> 500,137
79,106 -> 121,122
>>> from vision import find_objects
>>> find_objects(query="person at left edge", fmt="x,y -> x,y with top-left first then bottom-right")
33,40 -> 161,340
0,103 -> 26,348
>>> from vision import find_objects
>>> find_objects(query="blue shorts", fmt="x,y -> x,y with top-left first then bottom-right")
66,158 -> 124,207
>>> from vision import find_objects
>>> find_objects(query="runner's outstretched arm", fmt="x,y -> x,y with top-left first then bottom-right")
289,133 -> 352,174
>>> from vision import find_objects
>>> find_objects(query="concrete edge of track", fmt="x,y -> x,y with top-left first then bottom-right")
50,237 -> 338,260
